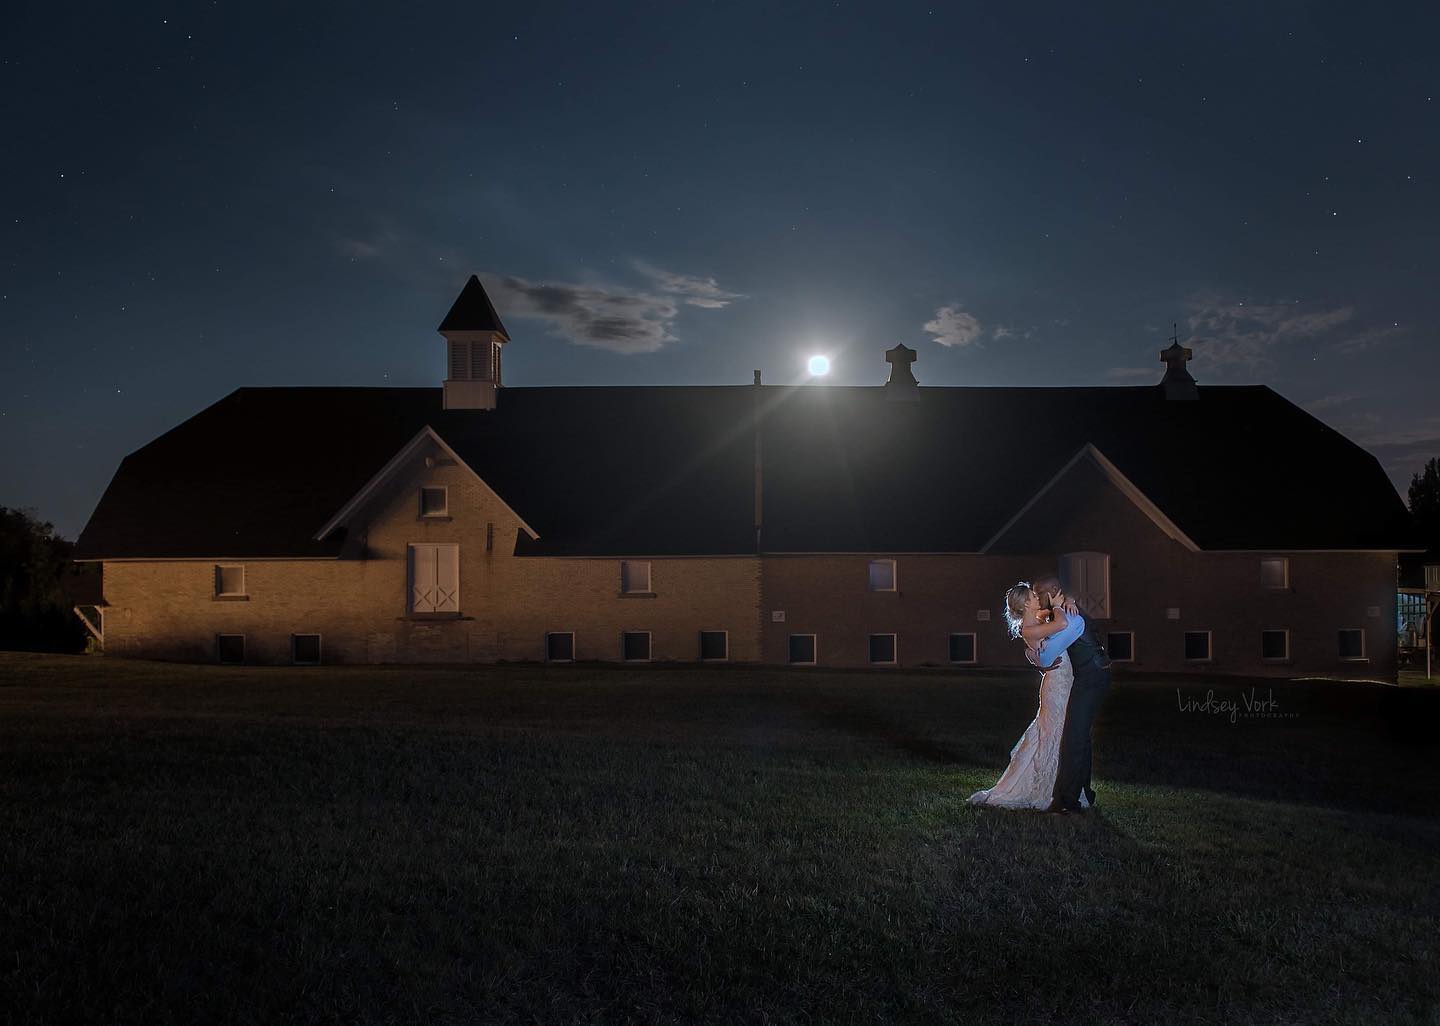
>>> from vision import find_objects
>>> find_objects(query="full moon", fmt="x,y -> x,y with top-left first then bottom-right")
807,355 -> 830,376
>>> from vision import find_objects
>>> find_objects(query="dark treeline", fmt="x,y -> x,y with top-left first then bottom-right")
0,507 -> 92,653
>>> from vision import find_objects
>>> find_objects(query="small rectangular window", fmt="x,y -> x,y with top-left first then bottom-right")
1184,631 -> 1212,662
216,634 -> 245,664
949,633 -> 977,664
622,631 -> 651,661
867,559 -> 896,592
868,633 -> 897,664
292,633 -> 322,665
620,560 -> 652,594
420,486 -> 448,517
1261,629 -> 1289,661
1260,557 -> 1289,589
546,631 -> 575,662
699,630 -> 728,661
215,564 -> 245,597
1105,631 -> 1135,663
788,634 -> 817,665
1338,628 -> 1366,661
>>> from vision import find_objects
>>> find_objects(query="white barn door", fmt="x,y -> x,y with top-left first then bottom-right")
409,543 -> 460,613
1059,551 -> 1110,619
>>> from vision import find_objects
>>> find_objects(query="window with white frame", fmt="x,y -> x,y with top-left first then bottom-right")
1260,557 -> 1289,590
1059,552 -> 1110,618
1184,630 -> 1212,662
868,633 -> 897,664
622,631 -> 651,661
620,560 -> 652,594
1338,628 -> 1366,661
292,633 -> 322,665
408,543 -> 460,613
420,486 -> 448,518
699,630 -> 728,661
1261,629 -> 1290,661
546,631 -> 575,662
215,564 -> 246,597
788,634 -> 817,664
868,559 -> 896,592
949,633 -> 977,664
1105,631 -> 1135,663
216,633 -> 245,664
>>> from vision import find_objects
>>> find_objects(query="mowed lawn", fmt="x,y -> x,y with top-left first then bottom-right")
1,654 -> 1437,1025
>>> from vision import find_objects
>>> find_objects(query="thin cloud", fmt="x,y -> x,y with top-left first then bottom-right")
992,325 -> 1014,340
1302,394 -> 1359,413
923,304 -> 983,348
487,275 -> 682,355
1182,295 -> 1397,377
633,262 -> 743,309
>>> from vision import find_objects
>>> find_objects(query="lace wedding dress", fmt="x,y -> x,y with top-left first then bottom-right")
967,645 -> 1086,810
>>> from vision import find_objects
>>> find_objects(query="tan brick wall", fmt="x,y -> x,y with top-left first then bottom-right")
99,442 -> 1397,679
102,441 -> 762,665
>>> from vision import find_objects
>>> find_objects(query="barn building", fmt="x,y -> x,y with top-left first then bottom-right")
74,276 -> 1419,678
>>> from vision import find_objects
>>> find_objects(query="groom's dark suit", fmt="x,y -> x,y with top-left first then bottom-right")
1052,608 -> 1111,811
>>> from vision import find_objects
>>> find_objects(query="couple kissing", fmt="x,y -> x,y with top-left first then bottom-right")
967,574 -> 1113,814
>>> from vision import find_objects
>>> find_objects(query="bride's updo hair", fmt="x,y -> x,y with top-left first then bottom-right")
1003,581 -> 1034,639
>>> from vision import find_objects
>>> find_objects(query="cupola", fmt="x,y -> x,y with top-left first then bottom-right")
1159,332 -> 1198,401
883,343 -> 920,402
440,275 -> 509,411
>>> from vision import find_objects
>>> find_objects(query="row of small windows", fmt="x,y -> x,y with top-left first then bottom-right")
217,554 -> 1298,605
217,628 -> 1369,666
785,634 -> 980,665
217,633 -> 320,665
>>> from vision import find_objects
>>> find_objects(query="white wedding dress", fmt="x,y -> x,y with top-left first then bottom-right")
968,644 -> 1087,810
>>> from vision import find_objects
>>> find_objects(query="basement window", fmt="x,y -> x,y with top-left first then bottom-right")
949,633 -> 977,665
546,631 -> 575,662
1261,629 -> 1290,662
1338,628 -> 1366,661
1105,631 -> 1135,663
622,631 -> 652,662
216,634 -> 245,665
292,634 -> 322,665
868,633 -> 897,664
1184,630 -> 1213,662
788,634 -> 817,665
699,630 -> 728,661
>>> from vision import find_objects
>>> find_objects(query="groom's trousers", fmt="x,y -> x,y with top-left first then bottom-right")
1053,663 -> 1111,808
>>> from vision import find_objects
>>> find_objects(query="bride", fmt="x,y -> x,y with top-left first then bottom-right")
967,581 -> 1089,812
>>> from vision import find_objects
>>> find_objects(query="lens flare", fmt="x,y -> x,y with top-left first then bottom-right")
807,355 -> 830,376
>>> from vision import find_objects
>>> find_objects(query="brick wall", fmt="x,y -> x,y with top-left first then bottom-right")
99,441 -> 1397,679
760,456 -> 1398,679
102,441 -> 762,664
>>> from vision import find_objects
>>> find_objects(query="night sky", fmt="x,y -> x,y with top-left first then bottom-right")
4,2 -> 1437,538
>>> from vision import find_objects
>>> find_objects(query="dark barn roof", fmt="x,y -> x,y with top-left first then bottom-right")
75,384 -> 1418,559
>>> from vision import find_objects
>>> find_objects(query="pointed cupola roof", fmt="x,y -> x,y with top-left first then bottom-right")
438,275 -> 509,337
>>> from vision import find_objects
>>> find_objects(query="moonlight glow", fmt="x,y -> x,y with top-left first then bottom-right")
807,355 -> 830,376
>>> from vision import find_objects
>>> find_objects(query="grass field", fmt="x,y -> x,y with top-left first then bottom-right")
2,652 -> 1437,1025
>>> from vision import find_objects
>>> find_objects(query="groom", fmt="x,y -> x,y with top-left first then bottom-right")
1034,575 -> 1112,813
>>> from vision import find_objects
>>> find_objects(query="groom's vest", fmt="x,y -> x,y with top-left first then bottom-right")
1069,610 -> 1112,672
